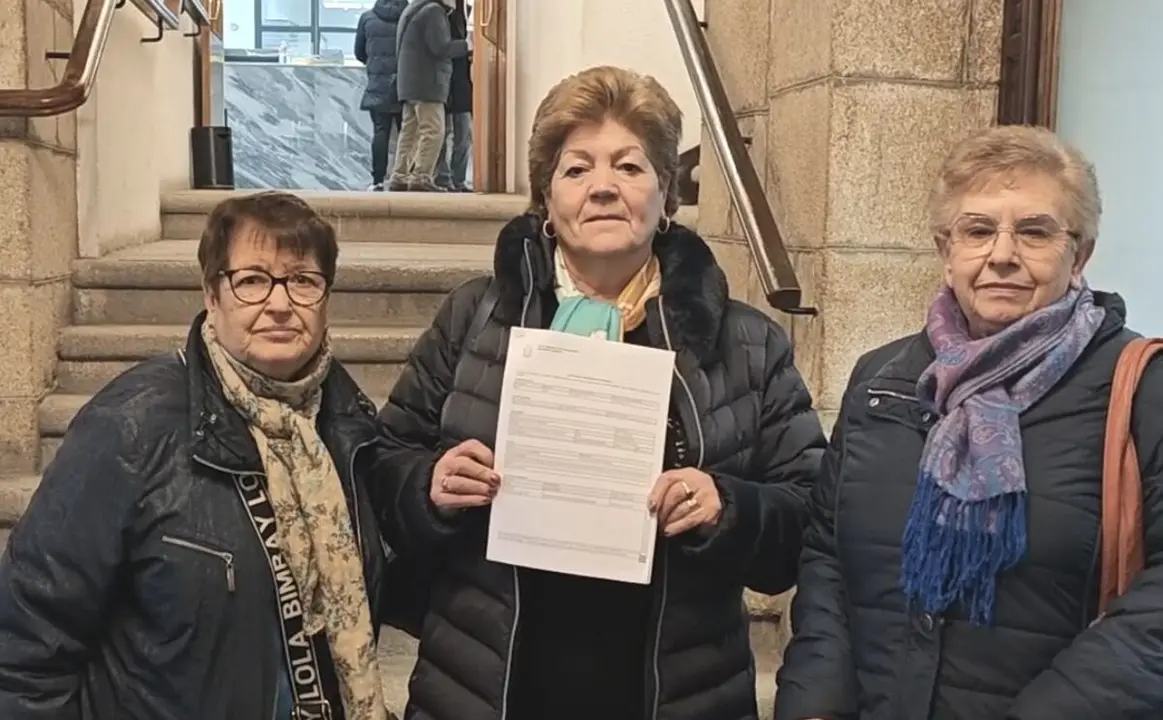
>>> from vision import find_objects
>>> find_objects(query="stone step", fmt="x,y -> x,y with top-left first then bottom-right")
55,358 -> 405,397
74,239 -> 494,292
157,190 -> 698,246
72,240 -> 491,327
0,475 -> 39,530
160,191 -> 531,244
75,287 -> 449,328
56,323 -> 423,366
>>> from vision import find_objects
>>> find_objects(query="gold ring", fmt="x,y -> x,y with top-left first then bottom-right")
441,476 -> 450,491
680,480 -> 695,500
686,496 -> 699,511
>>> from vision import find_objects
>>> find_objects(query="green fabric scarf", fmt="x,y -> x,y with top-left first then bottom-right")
550,249 -> 661,341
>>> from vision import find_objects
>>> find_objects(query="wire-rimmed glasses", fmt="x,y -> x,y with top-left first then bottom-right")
948,214 -> 1078,254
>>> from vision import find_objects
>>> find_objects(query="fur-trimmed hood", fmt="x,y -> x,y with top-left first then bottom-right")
488,213 -> 731,365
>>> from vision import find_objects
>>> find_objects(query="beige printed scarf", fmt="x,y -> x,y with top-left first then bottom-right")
201,321 -> 387,720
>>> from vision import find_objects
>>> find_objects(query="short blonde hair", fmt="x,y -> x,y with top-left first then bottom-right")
928,125 -> 1101,243
527,65 -> 683,217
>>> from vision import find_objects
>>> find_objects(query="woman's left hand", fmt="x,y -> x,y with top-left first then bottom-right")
648,468 -> 723,537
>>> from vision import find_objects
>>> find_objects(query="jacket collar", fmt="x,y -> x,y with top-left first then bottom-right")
182,311 -> 380,474
869,289 -> 1131,389
490,213 -> 731,365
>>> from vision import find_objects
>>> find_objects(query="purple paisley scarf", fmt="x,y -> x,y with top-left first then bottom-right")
900,284 -> 1105,626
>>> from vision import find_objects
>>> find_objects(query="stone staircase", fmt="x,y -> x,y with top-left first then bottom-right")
0,190 -> 779,716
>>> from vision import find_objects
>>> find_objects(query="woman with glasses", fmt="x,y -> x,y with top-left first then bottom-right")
0,192 -> 408,720
776,125 -> 1163,719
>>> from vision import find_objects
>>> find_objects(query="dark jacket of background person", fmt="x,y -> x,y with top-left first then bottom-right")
774,292 -> 1163,720
446,0 -> 472,114
395,0 -> 469,105
355,0 -> 408,113
0,318 -> 422,720
370,214 -> 827,720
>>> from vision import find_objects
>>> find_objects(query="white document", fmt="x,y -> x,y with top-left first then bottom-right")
485,327 -> 676,584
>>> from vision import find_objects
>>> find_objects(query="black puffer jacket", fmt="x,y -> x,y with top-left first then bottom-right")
0,314 -> 412,720
356,0 -> 407,113
445,0 -> 471,114
373,215 -> 826,720
775,293 -> 1163,720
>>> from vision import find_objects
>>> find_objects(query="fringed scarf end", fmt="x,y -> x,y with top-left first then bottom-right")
901,474 -> 1027,627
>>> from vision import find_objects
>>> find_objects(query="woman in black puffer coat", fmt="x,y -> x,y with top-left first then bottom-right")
776,125 -> 1163,720
371,66 -> 826,720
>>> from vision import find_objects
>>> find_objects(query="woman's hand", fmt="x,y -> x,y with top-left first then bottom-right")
430,439 -> 499,511
648,468 -> 723,537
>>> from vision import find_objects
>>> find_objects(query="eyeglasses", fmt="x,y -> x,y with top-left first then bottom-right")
219,268 -> 330,306
948,214 -> 1079,253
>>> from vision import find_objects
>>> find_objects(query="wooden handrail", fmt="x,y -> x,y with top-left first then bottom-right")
662,0 -> 814,314
0,0 -> 195,117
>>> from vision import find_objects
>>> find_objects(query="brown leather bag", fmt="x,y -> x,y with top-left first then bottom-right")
1097,337 -> 1163,616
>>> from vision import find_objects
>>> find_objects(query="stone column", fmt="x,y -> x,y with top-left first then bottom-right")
696,0 -> 1002,624
699,0 -> 1002,427
0,0 -> 78,474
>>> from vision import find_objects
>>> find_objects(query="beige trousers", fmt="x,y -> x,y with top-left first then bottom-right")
390,101 -> 446,186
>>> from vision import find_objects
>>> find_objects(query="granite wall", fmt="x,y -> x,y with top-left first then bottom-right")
697,0 -> 1004,620
0,0 -> 77,474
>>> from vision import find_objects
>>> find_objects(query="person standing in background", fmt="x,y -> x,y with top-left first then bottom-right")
434,0 -> 473,192
355,0 -> 408,192
389,0 -> 469,192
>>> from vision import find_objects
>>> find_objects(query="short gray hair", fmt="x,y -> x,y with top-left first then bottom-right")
928,125 -> 1101,243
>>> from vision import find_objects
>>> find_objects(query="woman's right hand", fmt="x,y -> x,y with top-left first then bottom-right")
430,439 -> 500,511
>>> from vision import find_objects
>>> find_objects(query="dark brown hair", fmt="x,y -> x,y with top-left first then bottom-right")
527,65 -> 684,217
197,191 -> 339,291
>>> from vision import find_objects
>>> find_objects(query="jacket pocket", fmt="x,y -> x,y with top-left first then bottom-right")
863,388 -> 936,434
161,534 -> 236,593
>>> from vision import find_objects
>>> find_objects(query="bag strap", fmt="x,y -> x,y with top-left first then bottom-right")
464,278 -> 499,351
234,474 -> 334,720
1098,337 -> 1163,616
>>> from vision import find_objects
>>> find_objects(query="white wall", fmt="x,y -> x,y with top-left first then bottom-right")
75,8 -> 196,257
510,0 -> 704,194
1056,0 -> 1163,336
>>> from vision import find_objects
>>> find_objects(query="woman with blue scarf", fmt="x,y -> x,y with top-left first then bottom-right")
775,125 -> 1163,720
374,66 -> 826,720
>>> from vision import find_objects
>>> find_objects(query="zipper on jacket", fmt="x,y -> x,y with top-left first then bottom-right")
499,242 -> 535,720
645,297 -> 706,720
865,388 -> 920,404
1082,523 -> 1103,627
347,438 -> 377,559
161,534 -> 236,592
499,566 -> 522,720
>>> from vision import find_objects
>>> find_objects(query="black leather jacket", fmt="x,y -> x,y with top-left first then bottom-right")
0,314 -> 409,720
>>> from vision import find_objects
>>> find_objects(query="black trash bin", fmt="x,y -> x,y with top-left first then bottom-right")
190,126 -> 235,190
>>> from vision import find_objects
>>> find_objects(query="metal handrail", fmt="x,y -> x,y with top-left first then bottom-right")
0,0 -> 202,117
182,0 -> 211,29
0,0 -> 119,117
662,0 -> 814,314
131,0 -> 183,33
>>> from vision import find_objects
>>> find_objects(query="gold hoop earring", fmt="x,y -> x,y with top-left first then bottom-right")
658,216 -> 672,234
541,220 -> 556,239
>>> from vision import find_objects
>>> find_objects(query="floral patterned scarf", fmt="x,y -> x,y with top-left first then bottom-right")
201,321 -> 387,720
900,285 -> 1105,626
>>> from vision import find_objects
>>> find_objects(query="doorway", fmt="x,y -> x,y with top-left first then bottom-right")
471,0 -> 508,193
